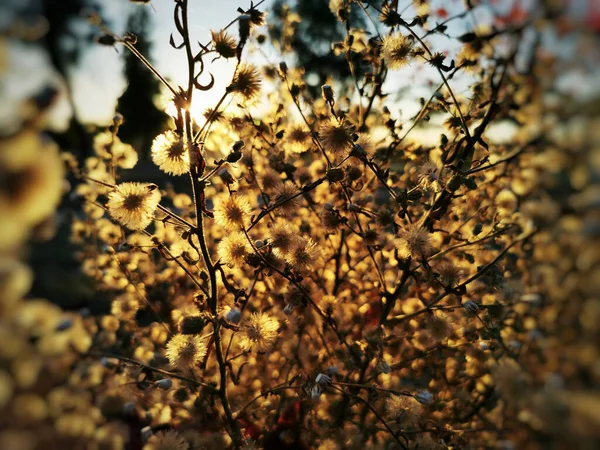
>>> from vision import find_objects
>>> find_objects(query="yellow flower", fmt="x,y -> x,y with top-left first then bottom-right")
286,126 -> 311,154
381,33 -> 414,70
214,195 -> 252,231
93,131 -> 138,169
143,430 -> 188,450
165,334 -> 208,370
151,131 -> 189,176
111,294 -> 139,321
217,231 -> 250,267
107,182 -> 161,230
240,312 -> 279,352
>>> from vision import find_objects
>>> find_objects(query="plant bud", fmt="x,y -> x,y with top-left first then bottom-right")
227,151 -> 243,163
247,253 -> 261,267
326,168 -> 345,182
447,175 -> 462,191
101,357 -> 119,369
140,426 -> 153,443
232,139 -> 245,152
155,379 -> 173,390
174,388 -> 189,402
463,300 -> 479,315
321,84 -> 334,103
122,401 -> 136,417
379,360 -> 391,374
97,34 -> 116,46
123,32 -> 137,44
415,390 -> 434,405
290,83 -> 300,98
315,373 -> 332,386
311,385 -> 322,400
279,61 -> 288,75
323,202 -> 335,212
218,168 -> 235,185
180,316 -> 206,334
347,166 -> 362,180
347,203 -> 361,212
113,113 -> 123,126
55,318 -> 73,332
238,14 -> 251,41
226,307 -> 242,324
407,189 -> 422,201
325,366 -> 339,376
284,303 -> 294,315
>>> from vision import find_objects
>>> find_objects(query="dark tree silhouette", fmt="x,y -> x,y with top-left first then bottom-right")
39,0 -> 101,157
115,7 -> 169,159
269,0 -> 379,97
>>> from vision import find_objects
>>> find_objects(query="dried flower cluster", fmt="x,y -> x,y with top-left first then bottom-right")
3,1 -> 599,449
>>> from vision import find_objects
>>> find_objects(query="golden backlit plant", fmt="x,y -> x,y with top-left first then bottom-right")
2,0 -> 600,449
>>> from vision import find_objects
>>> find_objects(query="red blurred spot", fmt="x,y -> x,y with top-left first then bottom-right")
237,414 -> 262,440
434,8 -> 449,19
497,3 -> 528,26
364,301 -> 382,328
277,400 -> 302,427
587,1 -> 600,32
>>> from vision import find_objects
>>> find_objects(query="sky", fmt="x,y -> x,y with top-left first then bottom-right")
71,0 -> 246,126
1,0 -> 599,141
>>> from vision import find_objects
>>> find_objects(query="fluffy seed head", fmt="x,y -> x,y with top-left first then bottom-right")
143,430 -> 188,450
491,358 -> 529,403
381,33 -> 414,69
229,64 -> 262,101
286,126 -> 311,154
214,195 -> 252,231
319,118 -> 355,155
217,231 -> 250,267
165,334 -> 208,370
111,295 -> 139,321
321,208 -> 340,230
107,182 -> 161,230
260,169 -> 284,192
395,224 -> 432,259
289,237 -> 320,271
93,131 -> 138,169
273,182 -> 301,217
269,222 -> 295,258
151,131 -> 189,175
418,160 -> 443,192
385,395 -> 422,425
427,311 -> 453,341
240,312 -> 279,352
211,29 -> 237,59
435,261 -> 462,287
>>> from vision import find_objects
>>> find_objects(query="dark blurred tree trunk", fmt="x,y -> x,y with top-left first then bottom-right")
40,0 -> 97,159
